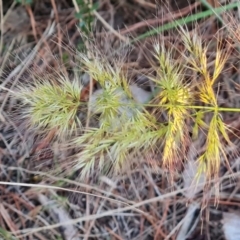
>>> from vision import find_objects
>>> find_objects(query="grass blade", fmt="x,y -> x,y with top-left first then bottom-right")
132,2 -> 239,42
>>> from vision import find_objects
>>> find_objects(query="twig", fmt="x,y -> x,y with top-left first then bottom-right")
25,4 -> 38,42
120,2 -> 200,35
133,0 -> 156,9
9,170 -> 240,236
93,10 -> 129,43
51,0 -> 63,64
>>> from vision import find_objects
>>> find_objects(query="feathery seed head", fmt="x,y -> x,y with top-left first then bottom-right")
180,28 -> 208,77
78,51 -> 131,96
198,112 -> 222,179
152,42 -> 192,170
16,76 -> 83,139
73,104 -> 159,179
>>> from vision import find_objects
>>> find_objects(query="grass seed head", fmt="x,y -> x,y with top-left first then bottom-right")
180,28 -> 208,77
152,42 -> 192,170
73,106 -> 160,179
198,112 -> 231,181
179,27 -> 232,184
16,75 -> 83,139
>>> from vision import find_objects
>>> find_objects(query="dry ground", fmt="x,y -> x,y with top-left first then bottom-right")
1,0 -> 240,239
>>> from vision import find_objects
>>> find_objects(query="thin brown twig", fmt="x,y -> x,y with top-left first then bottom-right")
106,226 -> 124,240
119,2 -> 200,35
25,5 -> 38,42
50,0 -> 64,64
133,0 -> 156,9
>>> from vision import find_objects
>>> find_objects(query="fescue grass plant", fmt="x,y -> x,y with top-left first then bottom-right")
2,2 -> 240,239
9,25 -> 239,192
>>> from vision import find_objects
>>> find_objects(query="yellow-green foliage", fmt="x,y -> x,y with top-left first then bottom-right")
16,75 -> 83,139
180,28 -> 231,180
13,27 -> 236,183
73,51 -> 163,178
152,43 -> 193,168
